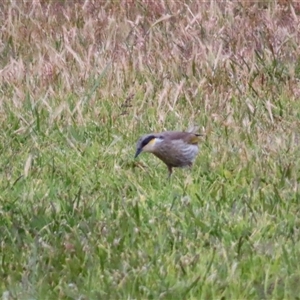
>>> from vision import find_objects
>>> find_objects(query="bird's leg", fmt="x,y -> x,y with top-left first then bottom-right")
167,166 -> 173,180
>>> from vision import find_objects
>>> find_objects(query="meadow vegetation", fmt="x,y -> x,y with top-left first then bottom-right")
1,1 -> 300,299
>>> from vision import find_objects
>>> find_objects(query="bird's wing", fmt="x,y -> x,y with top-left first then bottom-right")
185,134 -> 202,145
163,132 -> 202,145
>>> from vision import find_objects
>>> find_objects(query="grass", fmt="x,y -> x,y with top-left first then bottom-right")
1,1 -> 300,299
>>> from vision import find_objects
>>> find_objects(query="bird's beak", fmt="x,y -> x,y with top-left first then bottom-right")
134,148 -> 142,158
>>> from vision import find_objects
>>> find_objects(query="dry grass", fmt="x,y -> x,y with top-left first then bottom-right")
1,1 -> 300,299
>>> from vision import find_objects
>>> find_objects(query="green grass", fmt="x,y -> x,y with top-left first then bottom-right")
1,1 -> 300,299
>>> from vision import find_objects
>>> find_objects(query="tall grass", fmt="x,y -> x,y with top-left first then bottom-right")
1,1 -> 300,299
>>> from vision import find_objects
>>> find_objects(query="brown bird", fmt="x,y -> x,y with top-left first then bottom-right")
134,131 -> 202,177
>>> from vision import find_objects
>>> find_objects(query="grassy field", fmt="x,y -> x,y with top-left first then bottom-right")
1,1 -> 300,299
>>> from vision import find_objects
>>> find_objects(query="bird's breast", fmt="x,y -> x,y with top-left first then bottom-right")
153,140 -> 199,167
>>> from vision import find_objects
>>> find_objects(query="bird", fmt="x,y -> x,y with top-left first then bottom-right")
134,131 -> 203,177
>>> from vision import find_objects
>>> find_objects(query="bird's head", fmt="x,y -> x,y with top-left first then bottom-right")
134,134 -> 164,158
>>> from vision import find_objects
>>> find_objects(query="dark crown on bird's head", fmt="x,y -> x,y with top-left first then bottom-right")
138,133 -> 165,147
140,134 -> 156,148
135,133 -> 165,158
